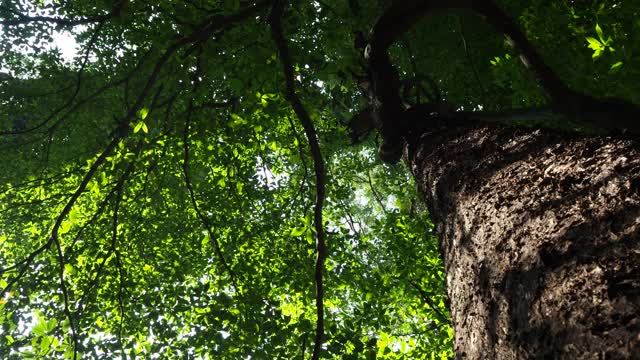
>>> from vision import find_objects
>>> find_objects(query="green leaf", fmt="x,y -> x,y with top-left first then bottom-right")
32,322 -> 47,336
609,61 -> 623,71
133,121 -> 144,133
305,230 -> 315,245
586,37 -> 604,59
595,23 -> 604,43
229,113 -> 247,128
138,107 -> 149,120
290,227 -> 307,237
64,264 -> 74,275
586,37 -> 602,50
59,220 -> 72,235
40,335 -> 52,352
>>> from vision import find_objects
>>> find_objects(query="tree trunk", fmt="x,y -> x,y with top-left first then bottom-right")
406,123 -> 640,359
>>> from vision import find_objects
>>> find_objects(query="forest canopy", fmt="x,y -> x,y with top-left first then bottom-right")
0,0 -> 638,359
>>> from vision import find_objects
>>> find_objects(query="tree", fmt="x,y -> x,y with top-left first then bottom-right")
363,2 -> 639,358
0,0 -> 637,359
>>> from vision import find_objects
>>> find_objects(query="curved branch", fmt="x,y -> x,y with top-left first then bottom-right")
364,0 -> 640,163
269,2 -> 327,359
470,1 -> 640,134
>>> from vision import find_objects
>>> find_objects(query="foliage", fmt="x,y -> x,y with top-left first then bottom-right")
0,0 -> 638,358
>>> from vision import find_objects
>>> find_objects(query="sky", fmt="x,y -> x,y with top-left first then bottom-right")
51,30 -> 79,62
1,0 -> 80,65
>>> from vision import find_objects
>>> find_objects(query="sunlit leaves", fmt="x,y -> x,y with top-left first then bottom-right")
609,61 -> 623,72
138,108 -> 149,120
586,24 -> 614,59
290,227 -> 307,237
133,121 -> 148,134
228,113 -> 247,128
9,0 -> 639,358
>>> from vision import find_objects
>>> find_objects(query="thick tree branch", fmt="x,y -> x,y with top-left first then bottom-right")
471,1 -> 640,134
364,0 -> 640,164
269,2 -> 327,359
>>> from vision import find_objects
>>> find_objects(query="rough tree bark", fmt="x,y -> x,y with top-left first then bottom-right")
405,123 -> 640,359
357,1 -> 640,357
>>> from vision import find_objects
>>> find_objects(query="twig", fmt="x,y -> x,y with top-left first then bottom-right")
1,21 -> 105,136
182,51 -> 239,293
457,15 -> 489,101
286,116 -> 310,210
367,170 -> 387,214
407,280 -> 449,325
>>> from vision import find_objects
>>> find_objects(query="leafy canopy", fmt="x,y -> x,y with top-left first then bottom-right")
0,0 -> 637,358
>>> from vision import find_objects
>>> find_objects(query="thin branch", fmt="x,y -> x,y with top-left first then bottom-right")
367,170 -> 387,214
25,24 -> 186,357
115,244 -> 126,357
0,47 -> 152,140
111,169 -> 128,355
1,2 -> 273,355
1,21 -> 105,136
0,169 -> 79,195
182,51 -> 238,293
457,15 -> 489,101
75,164 -> 134,318
193,99 -> 236,110
407,280 -> 449,325
269,2 -> 327,359
182,117 -> 239,292
2,1 -> 267,138
338,199 -> 361,238
50,134 -> 123,360
286,115 -> 311,210
0,144 -> 117,303
364,0 -> 640,163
